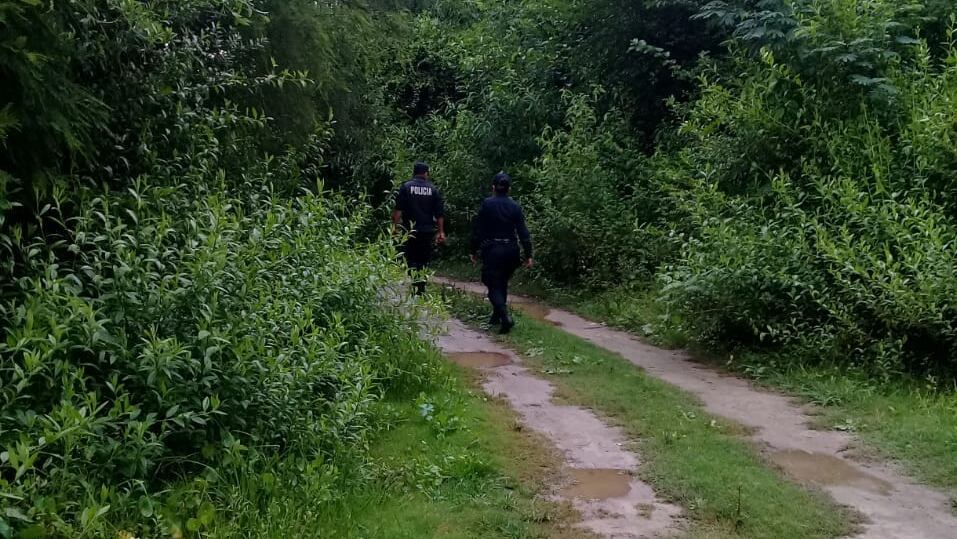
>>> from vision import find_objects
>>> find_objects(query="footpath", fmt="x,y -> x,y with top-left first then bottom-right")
433,276 -> 957,539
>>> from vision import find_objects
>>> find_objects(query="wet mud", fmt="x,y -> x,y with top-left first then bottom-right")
561,469 -> 633,500
511,301 -> 560,325
448,351 -> 511,368
771,450 -> 892,495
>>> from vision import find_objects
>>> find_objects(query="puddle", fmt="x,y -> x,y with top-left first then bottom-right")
560,469 -> 632,500
771,450 -> 893,495
448,352 -> 511,369
511,300 -> 561,325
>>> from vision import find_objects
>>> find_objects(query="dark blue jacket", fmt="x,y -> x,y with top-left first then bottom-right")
395,176 -> 444,233
470,194 -> 532,258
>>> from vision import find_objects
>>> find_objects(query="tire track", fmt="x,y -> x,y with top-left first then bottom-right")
437,277 -> 957,539
435,317 -> 682,538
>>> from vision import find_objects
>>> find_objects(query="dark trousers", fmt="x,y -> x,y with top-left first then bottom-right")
481,242 -> 521,322
404,231 -> 434,295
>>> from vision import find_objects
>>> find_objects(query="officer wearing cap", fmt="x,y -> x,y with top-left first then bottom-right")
393,161 -> 446,295
470,172 -> 533,333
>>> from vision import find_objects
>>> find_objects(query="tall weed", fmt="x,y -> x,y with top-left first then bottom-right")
659,26 -> 957,379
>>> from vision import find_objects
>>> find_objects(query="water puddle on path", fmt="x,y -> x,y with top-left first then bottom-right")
448,351 -> 511,368
561,469 -> 632,500
512,301 -> 561,325
771,450 -> 893,495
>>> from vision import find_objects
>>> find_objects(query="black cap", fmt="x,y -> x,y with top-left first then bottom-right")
413,161 -> 430,176
492,172 -> 511,190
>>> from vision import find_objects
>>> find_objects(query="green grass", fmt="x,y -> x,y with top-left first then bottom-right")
446,290 -> 853,539
203,357 -> 582,538
436,260 -> 957,497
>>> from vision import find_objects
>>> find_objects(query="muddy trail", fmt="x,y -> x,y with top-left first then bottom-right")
436,318 -> 683,538
435,277 -> 957,539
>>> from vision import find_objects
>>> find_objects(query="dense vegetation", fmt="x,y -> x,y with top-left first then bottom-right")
0,0 -> 437,536
391,0 -> 957,381
4,0 -> 957,535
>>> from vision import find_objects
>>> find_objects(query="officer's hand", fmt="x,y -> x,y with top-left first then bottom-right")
436,232 -> 446,245
470,254 -> 478,266
524,258 -> 534,269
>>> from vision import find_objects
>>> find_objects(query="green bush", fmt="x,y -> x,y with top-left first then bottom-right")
524,90 -> 672,287
0,178 -> 433,536
658,21 -> 957,378
0,0 -> 439,535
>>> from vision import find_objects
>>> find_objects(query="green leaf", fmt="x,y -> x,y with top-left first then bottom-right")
3,507 -> 30,522
138,497 -> 154,518
198,502 -> 215,525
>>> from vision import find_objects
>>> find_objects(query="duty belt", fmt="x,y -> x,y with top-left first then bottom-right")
481,238 -> 516,249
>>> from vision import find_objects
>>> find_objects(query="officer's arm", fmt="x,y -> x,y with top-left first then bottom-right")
391,186 -> 406,233
515,205 -> 533,259
470,202 -> 486,255
435,188 -> 446,241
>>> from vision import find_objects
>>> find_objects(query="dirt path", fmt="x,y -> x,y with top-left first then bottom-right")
436,277 -> 957,539
435,317 -> 682,538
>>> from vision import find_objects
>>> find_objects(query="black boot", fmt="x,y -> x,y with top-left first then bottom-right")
412,280 -> 426,296
499,315 -> 515,334
489,310 -> 501,325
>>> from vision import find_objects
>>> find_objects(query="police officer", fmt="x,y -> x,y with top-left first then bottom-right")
392,161 -> 446,295
470,172 -> 533,334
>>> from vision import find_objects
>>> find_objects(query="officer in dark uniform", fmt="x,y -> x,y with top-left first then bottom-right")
392,161 -> 446,295
470,172 -> 533,334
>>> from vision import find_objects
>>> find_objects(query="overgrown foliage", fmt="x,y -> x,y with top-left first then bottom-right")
523,91 -> 668,287
1,0 -> 435,536
660,2 -> 957,378
388,0 -> 957,380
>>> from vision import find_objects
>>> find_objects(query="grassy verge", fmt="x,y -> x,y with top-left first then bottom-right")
446,290 -> 852,539
435,260 -> 957,495
204,355 -> 579,539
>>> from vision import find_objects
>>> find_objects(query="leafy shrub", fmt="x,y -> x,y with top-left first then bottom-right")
658,22 -> 957,378
0,178 -> 432,536
0,0 -> 440,535
524,91 -> 672,287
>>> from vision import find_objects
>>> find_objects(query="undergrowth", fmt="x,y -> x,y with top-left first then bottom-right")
205,358 -> 578,538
